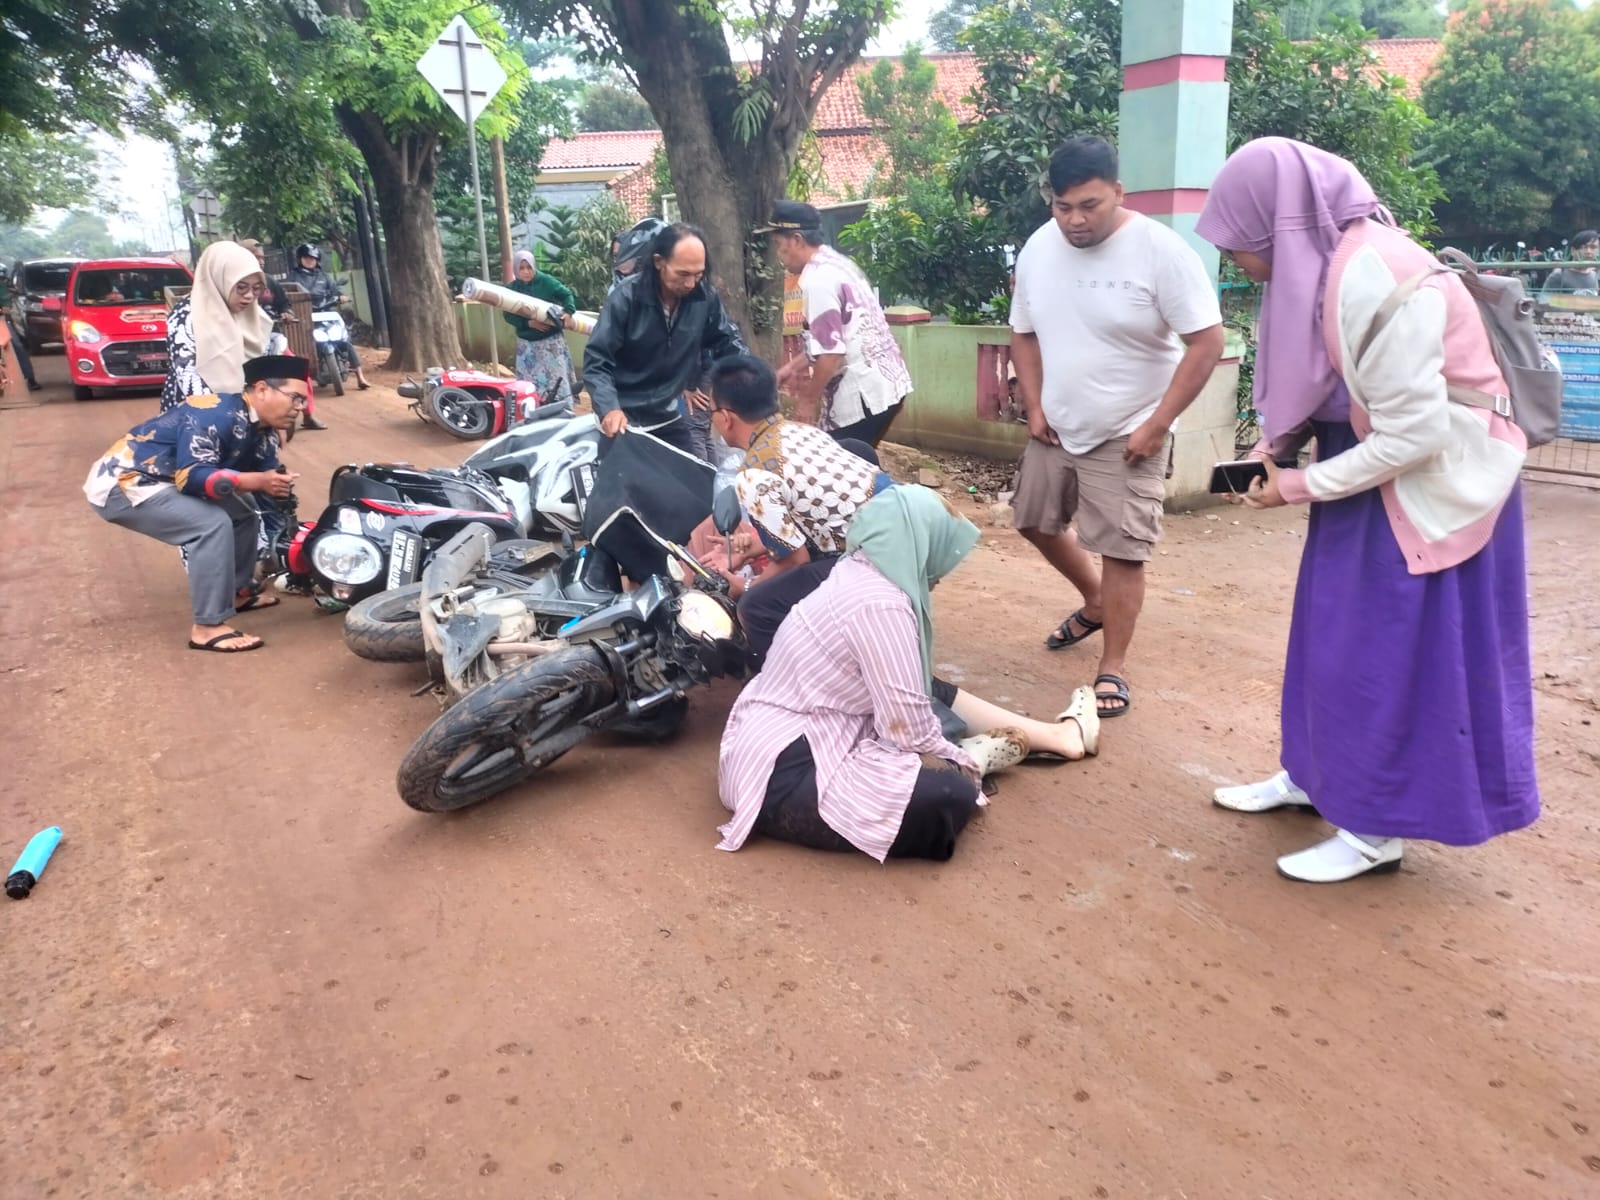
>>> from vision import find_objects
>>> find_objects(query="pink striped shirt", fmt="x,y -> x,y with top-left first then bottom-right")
717,554 -> 979,860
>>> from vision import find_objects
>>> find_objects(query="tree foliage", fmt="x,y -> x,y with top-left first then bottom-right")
0,133 -> 105,225
949,0 -> 1440,246
950,0 -> 1121,248
1229,1 -> 1443,233
562,193 -> 632,311
1422,0 -> 1600,239
577,76 -> 658,131
840,192 -> 1010,322
856,45 -> 960,198
1278,0 -> 1444,40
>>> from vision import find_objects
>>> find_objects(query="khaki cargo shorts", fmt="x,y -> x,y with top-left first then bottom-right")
1011,435 -> 1167,562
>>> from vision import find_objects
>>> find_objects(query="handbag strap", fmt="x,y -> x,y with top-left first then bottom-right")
1356,263 -> 1510,419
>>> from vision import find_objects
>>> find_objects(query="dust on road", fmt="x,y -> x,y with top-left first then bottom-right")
3,350 -> 1598,1199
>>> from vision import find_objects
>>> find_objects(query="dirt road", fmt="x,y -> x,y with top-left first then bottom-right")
3,352 -> 1598,1199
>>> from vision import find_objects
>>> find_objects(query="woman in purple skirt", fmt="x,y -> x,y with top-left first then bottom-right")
1195,138 -> 1539,883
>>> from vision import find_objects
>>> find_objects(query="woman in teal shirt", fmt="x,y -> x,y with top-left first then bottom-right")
506,249 -> 579,405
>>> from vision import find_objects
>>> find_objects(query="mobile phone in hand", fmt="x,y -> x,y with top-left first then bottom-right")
1208,459 -> 1269,495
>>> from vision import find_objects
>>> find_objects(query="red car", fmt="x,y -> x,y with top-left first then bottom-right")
63,257 -> 194,400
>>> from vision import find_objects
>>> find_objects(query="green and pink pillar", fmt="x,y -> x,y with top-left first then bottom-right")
1119,0 -> 1243,502
1118,0 -> 1234,277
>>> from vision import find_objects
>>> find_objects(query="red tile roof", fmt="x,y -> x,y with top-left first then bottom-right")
1368,38 -> 1442,98
811,52 -> 980,131
540,130 -> 663,171
608,161 -> 657,220
545,53 -> 980,174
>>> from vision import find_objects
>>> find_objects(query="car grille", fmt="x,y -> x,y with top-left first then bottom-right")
101,340 -> 169,377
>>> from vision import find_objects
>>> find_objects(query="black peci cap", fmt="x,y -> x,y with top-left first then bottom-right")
753,200 -> 823,235
244,354 -> 312,385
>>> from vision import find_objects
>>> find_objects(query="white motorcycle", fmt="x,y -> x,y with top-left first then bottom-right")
312,309 -> 351,395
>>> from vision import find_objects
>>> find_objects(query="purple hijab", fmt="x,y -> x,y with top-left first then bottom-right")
1195,138 -> 1389,441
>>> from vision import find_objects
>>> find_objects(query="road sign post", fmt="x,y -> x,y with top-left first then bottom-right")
417,15 -> 509,369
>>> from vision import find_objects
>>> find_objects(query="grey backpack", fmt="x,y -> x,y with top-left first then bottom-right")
1360,246 -> 1565,446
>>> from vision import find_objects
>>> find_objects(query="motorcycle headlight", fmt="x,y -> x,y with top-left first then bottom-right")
676,590 -> 734,642
311,533 -> 382,585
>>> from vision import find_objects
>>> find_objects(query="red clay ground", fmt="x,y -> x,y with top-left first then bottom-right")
2,349 -> 1598,1199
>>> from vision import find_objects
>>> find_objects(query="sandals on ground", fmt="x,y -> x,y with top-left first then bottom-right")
1045,608 -> 1102,651
1093,673 -> 1132,718
189,630 -> 264,653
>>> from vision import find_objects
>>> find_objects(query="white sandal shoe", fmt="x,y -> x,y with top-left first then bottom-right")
1050,685 -> 1100,758
1213,769 -> 1314,813
1276,829 -> 1403,883
957,728 -> 1030,777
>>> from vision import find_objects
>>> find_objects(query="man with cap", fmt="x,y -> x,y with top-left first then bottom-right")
759,200 -> 912,447
84,354 -> 310,653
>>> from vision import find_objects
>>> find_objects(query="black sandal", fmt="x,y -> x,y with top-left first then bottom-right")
1045,609 -> 1102,650
235,584 -> 280,612
188,630 -> 264,653
1093,673 -> 1131,718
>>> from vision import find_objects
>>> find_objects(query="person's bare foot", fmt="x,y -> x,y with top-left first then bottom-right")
188,624 -> 263,653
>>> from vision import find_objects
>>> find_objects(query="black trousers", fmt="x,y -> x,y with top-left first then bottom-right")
754,729 -> 978,861
830,401 -> 903,449
737,554 -> 840,661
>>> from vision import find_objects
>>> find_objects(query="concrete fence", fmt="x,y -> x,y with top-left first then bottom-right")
453,302 -> 1245,509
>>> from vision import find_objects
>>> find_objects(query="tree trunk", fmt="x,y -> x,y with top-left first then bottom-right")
337,108 -> 465,371
597,2 -> 879,346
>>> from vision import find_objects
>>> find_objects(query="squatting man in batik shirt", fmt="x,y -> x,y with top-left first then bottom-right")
84,354 -> 309,654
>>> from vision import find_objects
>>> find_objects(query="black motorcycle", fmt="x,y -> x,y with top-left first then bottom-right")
395,489 -> 750,813
280,461 -> 523,610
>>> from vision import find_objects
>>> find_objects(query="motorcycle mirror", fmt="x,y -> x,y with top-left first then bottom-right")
712,487 -> 742,538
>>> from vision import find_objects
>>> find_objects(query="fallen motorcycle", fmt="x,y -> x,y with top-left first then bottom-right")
398,367 -> 546,440
394,484 -> 751,813
273,401 -> 599,612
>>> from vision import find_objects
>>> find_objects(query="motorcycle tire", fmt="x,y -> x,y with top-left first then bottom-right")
429,386 -> 493,440
398,646 -> 615,813
611,696 -> 689,742
343,583 -> 427,662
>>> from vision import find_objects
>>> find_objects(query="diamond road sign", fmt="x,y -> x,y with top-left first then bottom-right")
416,14 -> 507,126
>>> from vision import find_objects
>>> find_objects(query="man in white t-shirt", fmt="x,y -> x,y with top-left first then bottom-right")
759,200 -> 913,446
1010,136 -> 1224,718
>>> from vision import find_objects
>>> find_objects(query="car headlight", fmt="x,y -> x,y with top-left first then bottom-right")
311,533 -> 383,585
676,590 -> 734,642
67,320 -> 103,344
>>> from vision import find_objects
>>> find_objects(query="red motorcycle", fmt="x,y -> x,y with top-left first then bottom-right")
398,367 -> 548,440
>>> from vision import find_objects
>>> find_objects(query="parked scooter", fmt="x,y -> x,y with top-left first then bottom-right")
395,486 -> 752,813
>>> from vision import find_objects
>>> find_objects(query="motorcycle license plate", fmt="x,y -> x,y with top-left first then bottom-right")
387,529 -> 423,590
570,462 -> 598,518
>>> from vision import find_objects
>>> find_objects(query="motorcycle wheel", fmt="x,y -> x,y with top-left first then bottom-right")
343,583 -> 427,662
429,386 -> 493,439
398,646 -> 615,813
330,356 -> 346,397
